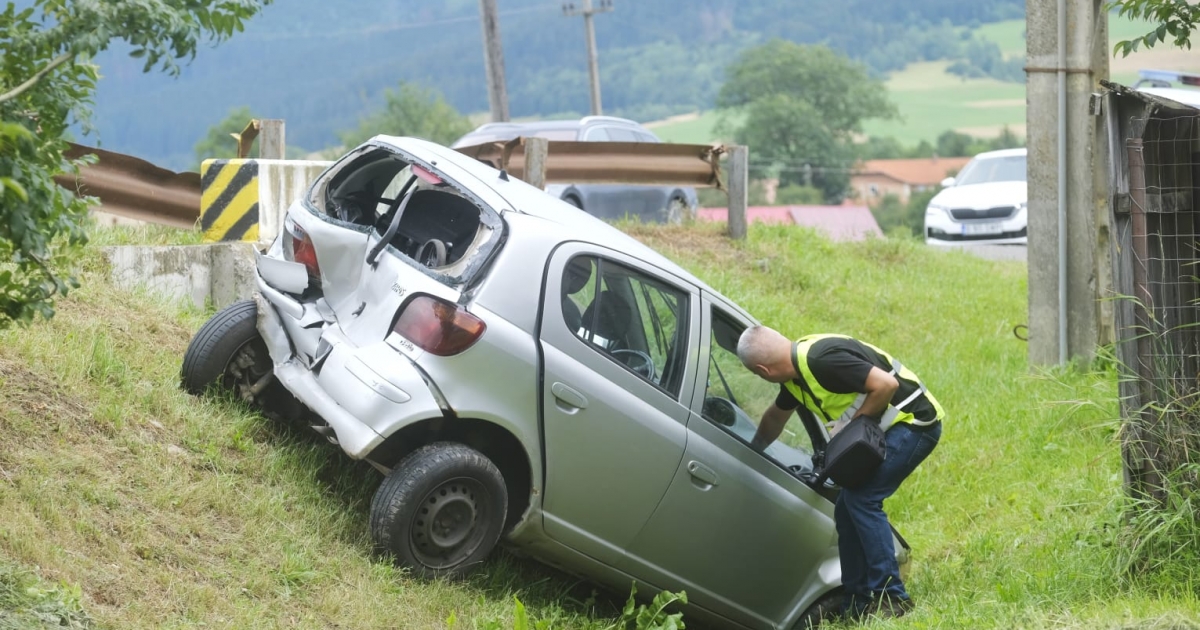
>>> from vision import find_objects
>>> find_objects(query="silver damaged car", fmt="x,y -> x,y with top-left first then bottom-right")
181,136 -> 910,630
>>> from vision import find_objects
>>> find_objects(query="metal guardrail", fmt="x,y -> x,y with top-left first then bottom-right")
56,143 -> 201,228
54,136 -> 746,236
454,138 -> 728,188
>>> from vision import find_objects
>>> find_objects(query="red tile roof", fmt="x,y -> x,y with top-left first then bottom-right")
856,157 -> 972,186
696,205 -> 882,242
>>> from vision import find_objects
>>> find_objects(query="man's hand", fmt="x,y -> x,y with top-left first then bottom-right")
752,404 -> 793,450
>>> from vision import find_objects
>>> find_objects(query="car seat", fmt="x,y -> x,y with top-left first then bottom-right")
580,290 -> 632,348
562,258 -> 592,333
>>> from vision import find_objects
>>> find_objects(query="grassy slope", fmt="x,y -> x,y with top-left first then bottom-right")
650,14 -> 1170,147
0,223 -> 1197,628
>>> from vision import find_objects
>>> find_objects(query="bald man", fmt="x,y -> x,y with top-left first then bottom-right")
737,325 -> 944,620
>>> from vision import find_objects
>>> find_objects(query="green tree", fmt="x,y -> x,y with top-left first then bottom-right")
339,82 -> 472,149
869,188 -> 940,238
0,0 -> 271,327
716,40 -> 897,203
1109,0 -> 1200,56
774,184 -> 824,205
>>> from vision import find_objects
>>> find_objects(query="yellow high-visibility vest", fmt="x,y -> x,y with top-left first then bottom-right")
784,334 -> 945,431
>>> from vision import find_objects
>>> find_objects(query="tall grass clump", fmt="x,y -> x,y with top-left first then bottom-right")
1101,304 -> 1200,596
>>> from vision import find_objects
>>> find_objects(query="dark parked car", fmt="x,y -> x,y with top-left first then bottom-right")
452,116 -> 698,223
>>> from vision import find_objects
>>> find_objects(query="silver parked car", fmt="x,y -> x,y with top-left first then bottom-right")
451,116 -> 699,224
181,136 -> 909,630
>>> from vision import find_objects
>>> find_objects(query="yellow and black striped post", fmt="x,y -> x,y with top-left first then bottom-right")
200,159 -> 260,242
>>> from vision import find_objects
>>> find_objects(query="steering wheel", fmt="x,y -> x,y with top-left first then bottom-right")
416,239 -> 448,268
611,349 -> 656,380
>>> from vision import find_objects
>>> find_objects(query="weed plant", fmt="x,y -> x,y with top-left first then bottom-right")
0,224 -> 1196,628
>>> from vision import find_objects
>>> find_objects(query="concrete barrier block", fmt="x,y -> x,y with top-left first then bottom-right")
258,160 -> 331,246
103,243 -> 257,309
200,158 -> 332,245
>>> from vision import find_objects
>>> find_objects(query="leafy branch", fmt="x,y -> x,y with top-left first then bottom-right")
1108,0 -> 1200,56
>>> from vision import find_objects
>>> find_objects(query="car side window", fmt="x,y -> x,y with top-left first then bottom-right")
702,310 -> 817,464
561,255 -> 689,396
321,149 -> 411,226
582,126 -> 612,141
607,127 -> 639,142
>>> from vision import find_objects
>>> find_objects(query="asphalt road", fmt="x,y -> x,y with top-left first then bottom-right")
934,244 -> 1027,262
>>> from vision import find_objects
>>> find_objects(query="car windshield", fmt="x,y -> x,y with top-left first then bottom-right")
954,154 -> 1027,186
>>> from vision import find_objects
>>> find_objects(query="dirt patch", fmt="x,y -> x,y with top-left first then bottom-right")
0,358 -> 92,429
623,223 -> 745,269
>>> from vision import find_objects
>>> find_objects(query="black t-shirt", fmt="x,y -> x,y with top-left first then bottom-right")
775,336 -> 938,422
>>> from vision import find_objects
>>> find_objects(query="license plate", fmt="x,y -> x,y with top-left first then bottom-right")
962,222 -> 1004,236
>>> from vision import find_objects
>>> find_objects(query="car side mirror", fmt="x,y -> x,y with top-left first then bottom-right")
940,177 -> 955,188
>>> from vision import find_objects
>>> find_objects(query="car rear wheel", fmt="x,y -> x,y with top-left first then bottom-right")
181,300 -> 273,404
370,442 -> 508,578
563,195 -> 583,210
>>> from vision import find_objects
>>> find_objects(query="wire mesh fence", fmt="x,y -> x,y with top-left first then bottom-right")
1115,110 -> 1200,502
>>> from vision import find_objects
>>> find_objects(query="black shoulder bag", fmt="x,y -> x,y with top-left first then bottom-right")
792,343 -> 887,489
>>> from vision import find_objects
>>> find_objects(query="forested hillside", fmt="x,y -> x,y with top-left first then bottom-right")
87,0 -> 1023,169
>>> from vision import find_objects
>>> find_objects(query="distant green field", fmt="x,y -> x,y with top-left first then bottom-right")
650,14 -> 1168,148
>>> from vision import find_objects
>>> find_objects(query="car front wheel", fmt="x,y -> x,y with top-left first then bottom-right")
666,193 -> 691,224
370,442 -> 508,578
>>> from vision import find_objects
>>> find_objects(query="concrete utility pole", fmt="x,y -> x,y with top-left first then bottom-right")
1025,0 -> 1112,365
562,0 -> 612,116
479,0 -> 510,122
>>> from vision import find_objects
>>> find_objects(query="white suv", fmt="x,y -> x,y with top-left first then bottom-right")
923,148 -> 1027,246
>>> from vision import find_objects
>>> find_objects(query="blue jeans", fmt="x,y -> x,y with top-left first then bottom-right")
835,421 -> 941,613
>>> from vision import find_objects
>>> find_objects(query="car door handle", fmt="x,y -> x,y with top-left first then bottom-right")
551,382 -> 589,410
687,460 -> 718,487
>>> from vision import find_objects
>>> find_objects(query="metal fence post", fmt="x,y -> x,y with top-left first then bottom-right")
258,119 -> 286,160
524,137 -> 548,190
727,145 -> 748,239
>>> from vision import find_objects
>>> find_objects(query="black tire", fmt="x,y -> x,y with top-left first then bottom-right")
794,591 -> 843,629
181,300 -> 270,400
370,442 -> 508,579
563,195 -> 583,210
666,192 -> 690,224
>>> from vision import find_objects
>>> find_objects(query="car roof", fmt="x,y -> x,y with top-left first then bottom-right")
470,116 -> 641,132
972,147 -> 1027,160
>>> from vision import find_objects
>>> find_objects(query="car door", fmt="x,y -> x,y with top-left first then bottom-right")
619,298 -> 841,629
539,242 -> 700,566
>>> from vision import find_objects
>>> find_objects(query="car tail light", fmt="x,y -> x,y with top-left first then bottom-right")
392,295 -> 486,356
284,220 -> 321,281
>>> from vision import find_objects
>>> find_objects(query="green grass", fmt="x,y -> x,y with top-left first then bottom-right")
650,111 -> 726,145
86,221 -> 205,247
1,224 -> 1198,628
